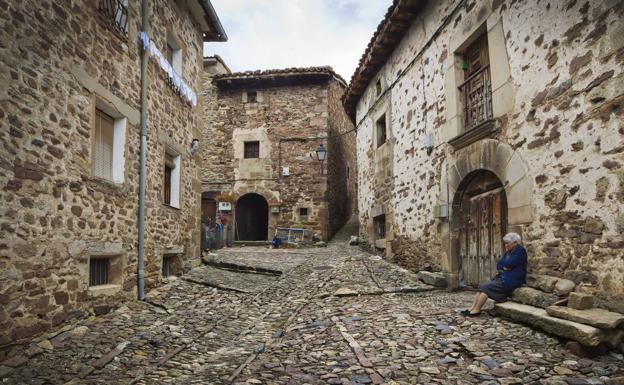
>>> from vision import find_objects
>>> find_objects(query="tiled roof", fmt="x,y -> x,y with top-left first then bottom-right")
214,66 -> 347,88
343,0 -> 422,122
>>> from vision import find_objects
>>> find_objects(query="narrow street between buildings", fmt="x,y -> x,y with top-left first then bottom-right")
2,226 -> 623,385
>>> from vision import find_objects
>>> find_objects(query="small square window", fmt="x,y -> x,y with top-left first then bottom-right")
375,80 -> 382,96
89,257 -> 110,286
299,207 -> 308,217
244,141 -> 260,159
247,91 -> 257,103
376,114 -> 387,148
162,254 -> 182,278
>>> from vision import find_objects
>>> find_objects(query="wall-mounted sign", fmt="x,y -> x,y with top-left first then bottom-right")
218,202 -> 232,211
271,206 -> 280,214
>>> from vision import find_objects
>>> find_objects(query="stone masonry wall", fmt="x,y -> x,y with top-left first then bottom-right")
0,1 -> 206,345
355,0 -> 624,307
205,77 -> 353,241
327,80 -> 357,237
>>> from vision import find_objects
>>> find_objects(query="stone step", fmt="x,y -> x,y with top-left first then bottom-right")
494,302 -> 607,346
546,305 -> 624,329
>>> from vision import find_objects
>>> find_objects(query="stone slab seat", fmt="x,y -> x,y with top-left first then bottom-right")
546,306 -> 624,330
494,302 -> 607,346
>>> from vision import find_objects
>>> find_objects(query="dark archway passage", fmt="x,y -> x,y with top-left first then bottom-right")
235,193 -> 269,241
452,170 -> 507,288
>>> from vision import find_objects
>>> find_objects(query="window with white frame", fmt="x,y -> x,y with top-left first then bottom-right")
163,150 -> 181,208
166,34 -> 183,75
93,106 -> 126,183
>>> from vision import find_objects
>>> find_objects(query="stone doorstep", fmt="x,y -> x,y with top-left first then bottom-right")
494,302 -> 607,347
546,306 -> 624,330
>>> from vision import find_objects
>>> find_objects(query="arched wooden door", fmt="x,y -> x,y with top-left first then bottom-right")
456,170 -> 507,287
235,193 -> 269,241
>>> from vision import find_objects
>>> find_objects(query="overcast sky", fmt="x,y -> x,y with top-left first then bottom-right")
204,0 -> 392,82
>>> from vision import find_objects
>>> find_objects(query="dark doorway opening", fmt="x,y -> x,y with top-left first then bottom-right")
452,170 -> 507,288
235,193 -> 269,241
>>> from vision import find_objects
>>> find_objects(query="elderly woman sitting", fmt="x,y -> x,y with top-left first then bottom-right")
461,232 -> 527,316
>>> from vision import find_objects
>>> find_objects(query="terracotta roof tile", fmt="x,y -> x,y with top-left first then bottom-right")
214,66 -> 347,87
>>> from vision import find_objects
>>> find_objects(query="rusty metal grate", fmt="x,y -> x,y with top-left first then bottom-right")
99,0 -> 128,35
89,258 -> 110,286
458,64 -> 493,131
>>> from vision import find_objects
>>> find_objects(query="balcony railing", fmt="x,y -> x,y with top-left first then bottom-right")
458,64 -> 493,131
100,0 -> 128,36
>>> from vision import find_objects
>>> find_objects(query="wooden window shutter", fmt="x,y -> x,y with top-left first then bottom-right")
94,109 -> 114,180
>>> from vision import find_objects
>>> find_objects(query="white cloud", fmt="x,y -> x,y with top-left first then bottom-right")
204,0 -> 391,81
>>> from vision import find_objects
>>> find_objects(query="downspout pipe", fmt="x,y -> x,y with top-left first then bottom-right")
137,0 -> 149,300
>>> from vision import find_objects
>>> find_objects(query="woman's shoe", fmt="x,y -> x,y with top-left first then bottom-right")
460,309 -> 471,316
467,312 -> 481,317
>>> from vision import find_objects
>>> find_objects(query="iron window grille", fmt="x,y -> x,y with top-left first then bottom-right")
99,0 -> 128,36
374,215 -> 386,240
244,141 -> 260,159
247,91 -> 257,103
89,258 -> 110,286
459,64 -> 493,131
299,208 -> 308,216
162,255 -> 174,277
376,115 -> 387,148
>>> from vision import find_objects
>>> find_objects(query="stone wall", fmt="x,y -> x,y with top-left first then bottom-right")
0,1 -> 207,345
204,74 -> 355,241
355,0 -> 624,307
327,80 -> 358,236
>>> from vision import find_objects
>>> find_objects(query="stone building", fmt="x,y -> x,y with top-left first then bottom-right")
345,0 -> 624,309
0,1 -> 226,345
200,67 -> 357,243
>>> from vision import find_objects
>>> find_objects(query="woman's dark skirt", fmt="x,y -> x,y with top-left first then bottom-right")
479,277 -> 510,302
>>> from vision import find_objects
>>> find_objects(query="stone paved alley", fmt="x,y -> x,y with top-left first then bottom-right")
2,230 -> 623,385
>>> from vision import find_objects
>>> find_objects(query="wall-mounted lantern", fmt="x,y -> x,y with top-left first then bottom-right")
315,143 -> 327,175
190,138 -> 200,155
423,133 -> 434,155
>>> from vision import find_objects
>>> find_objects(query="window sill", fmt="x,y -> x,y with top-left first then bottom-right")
448,119 -> 498,150
86,177 -> 128,195
162,203 -> 181,211
89,284 -> 122,297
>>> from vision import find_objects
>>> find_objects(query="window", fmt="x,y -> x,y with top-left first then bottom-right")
459,34 -> 492,130
94,109 -> 114,181
166,34 -> 183,75
299,208 -> 308,217
375,80 -> 382,96
162,254 -> 181,278
244,141 -> 260,159
374,214 -> 386,240
247,91 -> 257,103
347,166 -> 350,180
99,0 -> 128,35
376,114 -> 387,148
93,107 -> 126,183
164,152 -> 181,208
162,255 -> 173,277
89,258 -> 110,286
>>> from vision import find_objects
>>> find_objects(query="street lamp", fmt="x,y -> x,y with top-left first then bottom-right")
315,143 -> 327,175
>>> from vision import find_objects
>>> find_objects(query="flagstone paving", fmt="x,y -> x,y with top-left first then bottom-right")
1,239 -> 623,385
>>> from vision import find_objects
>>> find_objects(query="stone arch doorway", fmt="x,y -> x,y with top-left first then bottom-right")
452,170 -> 507,288
235,193 -> 269,241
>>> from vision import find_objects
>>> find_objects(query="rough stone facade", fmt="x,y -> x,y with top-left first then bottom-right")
348,0 -> 624,309
201,68 -> 356,242
0,1 -> 225,345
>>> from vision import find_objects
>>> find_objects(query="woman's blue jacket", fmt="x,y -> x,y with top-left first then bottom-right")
497,245 -> 528,291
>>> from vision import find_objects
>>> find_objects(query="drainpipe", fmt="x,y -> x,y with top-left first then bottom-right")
137,0 -> 149,300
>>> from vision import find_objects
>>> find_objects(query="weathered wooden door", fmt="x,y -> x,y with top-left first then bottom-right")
459,187 -> 506,287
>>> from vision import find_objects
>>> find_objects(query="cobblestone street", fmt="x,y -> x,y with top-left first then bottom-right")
2,229 -> 623,385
